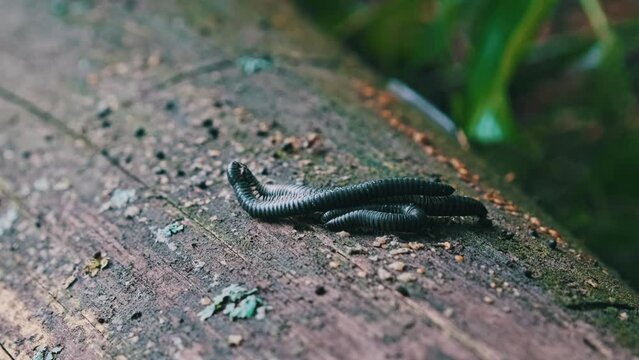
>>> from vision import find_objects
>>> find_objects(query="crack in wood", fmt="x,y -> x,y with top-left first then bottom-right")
0,342 -> 17,360
149,59 -> 234,92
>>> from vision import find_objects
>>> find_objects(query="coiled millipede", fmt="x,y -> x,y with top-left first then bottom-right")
227,161 -> 487,233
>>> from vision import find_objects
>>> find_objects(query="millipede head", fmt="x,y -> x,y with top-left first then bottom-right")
227,161 -> 252,185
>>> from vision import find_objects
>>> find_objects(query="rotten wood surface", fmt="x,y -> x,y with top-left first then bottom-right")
0,1 -> 638,359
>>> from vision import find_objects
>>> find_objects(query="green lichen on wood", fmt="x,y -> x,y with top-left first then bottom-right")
198,284 -> 266,321
31,345 -> 63,360
238,56 -> 273,75
0,204 -> 18,236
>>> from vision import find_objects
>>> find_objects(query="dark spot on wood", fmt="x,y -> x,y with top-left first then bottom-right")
208,127 -> 219,139
524,269 -> 535,279
164,100 -> 177,111
396,285 -> 410,297
155,151 -> 166,160
315,285 -> 327,296
403,319 -> 416,329
547,239 -> 557,249
201,118 -> 213,128
96,106 -> 112,118
196,181 -> 208,190
134,127 -> 146,138
131,311 -> 142,320
281,142 -> 295,153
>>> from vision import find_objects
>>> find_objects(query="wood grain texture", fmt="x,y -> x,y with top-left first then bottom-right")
0,1 -> 638,359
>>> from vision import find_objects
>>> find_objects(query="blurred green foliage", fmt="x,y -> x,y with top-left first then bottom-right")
296,0 -> 639,288
463,1 -> 557,142
296,0 -> 635,143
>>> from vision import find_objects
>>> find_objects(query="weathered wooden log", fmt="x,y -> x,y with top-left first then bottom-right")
0,1 -> 637,359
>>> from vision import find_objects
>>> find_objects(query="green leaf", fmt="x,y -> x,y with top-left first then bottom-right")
464,0 -> 557,143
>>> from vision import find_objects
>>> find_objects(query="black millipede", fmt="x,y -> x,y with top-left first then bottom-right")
227,161 -> 454,218
320,196 -> 486,222
226,161 -> 487,233
322,204 -> 427,232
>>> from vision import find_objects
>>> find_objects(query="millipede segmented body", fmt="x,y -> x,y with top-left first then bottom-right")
322,204 -> 427,232
227,161 -> 487,233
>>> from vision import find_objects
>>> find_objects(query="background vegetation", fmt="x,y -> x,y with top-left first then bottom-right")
295,0 -> 639,289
